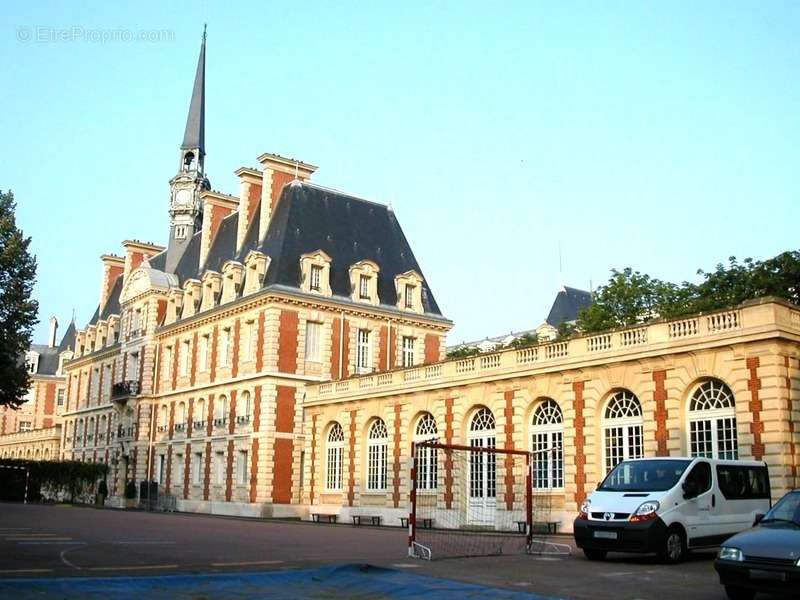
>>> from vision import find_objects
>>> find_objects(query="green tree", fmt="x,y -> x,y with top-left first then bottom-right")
0,190 -> 38,408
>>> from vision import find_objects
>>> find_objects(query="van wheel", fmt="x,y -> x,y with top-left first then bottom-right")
583,549 -> 607,561
658,527 -> 686,563
724,586 -> 755,600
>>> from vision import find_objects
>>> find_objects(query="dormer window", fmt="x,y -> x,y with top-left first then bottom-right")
26,353 -> 38,374
404,284 -> 415,309
359,275 -> 370,299
310,265 -> 322,291
174,225 -> 188,240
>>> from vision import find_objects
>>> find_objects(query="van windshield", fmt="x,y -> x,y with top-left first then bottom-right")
599,459 -> 692,492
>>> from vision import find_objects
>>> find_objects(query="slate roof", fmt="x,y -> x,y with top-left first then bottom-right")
181,30 -> 206,156
87,274 -> 124,326
151,181 -> 443,316
28,321 -> 77,376
545,286 -> 593,327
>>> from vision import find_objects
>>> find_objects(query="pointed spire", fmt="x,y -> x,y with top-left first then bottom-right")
181,25 -> 206,159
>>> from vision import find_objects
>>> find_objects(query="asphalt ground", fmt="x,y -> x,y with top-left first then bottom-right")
0,503 -> 779,599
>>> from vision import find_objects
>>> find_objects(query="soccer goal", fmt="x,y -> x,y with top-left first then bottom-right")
407,440 -> 535,560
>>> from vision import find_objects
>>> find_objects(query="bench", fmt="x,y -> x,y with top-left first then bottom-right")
351,515 -> 381,526
311,513 -> 338,524
400,517 -> 433,529
516,521 -> 560,534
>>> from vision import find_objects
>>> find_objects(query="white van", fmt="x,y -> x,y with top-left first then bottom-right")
573,457 -> 771,563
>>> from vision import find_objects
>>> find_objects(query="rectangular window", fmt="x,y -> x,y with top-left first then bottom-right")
238,450 -> 249,485
359,274 -> 370,299
57,389 -> 65,406
129,352 -> 140,380
179,340 -> 190,376
305,321 -> 321,362
404,284 -> 415,309
220,328 -> 232,367
327,446 -> 343,490
356,329 -> 371,374
19,421 -> 32,432
243,320 -> 255,362
215,451 -> 225,486
192,452 -> 202,485
310,265 -> 322,291
402,336 -> 415,367
198,335 -> 209,372
175,454 -> 183,484
163,346 -> 173,381
157,455 -> 166,484
716,465 -> 770,500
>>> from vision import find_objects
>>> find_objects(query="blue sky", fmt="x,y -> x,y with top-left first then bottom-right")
2,1 -> 798,345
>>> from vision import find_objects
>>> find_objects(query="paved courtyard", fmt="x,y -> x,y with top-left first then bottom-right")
0,503 -> 759,599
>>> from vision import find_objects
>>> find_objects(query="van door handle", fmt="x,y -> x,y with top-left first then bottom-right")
712,494 -> 716,508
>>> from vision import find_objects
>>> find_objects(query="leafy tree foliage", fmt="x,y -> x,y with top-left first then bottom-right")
0,190 -> 38,408
446,345 -> 482,359
578,251 -> 800,333
0,459 -> 108,503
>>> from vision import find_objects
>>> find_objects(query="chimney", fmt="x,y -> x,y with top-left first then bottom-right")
122,240 -> 166,283
198,190 -> 238,270
256,153 -> 317,241
234,167 -> 263,254
100,254 -> 125,310
48,316 -> 58,348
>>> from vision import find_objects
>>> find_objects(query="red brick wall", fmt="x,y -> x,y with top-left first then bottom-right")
228,390 -> 237,435
225,439 -> 235,501
503,390 -> 516,510
252,386 -> 261,432
183,445 -> 191,500
424,334 -> 439,364
255,312 -> 265,371
156,299 -> 167,326
310,414 -> 318,504
166,446 -> 173,493
278,310 -> 298,374
747,357 -> 765,460
106,265 -> 123,301
209,204 -> 233,246
272,439 -> 294,504
190,333 -> 198,386
248,183 -> 262,224
653,370 -> 669,456
342,320 -> 350,378
206,395 -> 215,437
271,171 -> 294,211
378,326 -> 388,372
249,438 -> 259,503
331,317 -> 341,380
203,441 -> 212,501
572,381 -> 587,508
232,319 -> 241,377
275,386 -> 295,433
44,383 -> 55,416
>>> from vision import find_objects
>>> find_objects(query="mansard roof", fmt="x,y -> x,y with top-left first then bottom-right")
147,181 -> 443,316
28,321 -> 77,376
88,274 -> 123,326
545,286 -> 593,327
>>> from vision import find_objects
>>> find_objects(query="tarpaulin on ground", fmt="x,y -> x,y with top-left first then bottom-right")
0,563 -> 558,599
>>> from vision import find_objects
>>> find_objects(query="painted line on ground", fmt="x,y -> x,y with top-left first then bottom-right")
87,564 -> 179,572
210,560 -> 285,567
18,541 -> 83,545
111,541 -> 176,545
0,568 -> 54,574
60,545 -> 84,571
0,528 -> 31,531
390,563 -> 421,568
4,533 -> 59,538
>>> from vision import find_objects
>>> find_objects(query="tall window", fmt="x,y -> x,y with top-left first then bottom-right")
243,320 -> 256,362
216,395 -> 228,425
689,379 -> 738,460
238,449 -> 249,485
305,321 -> 321,362
215,451 -> 225,485
180,340 -> 190,376
192,452 -> 202,484
310,265 -> 322,291
469,408 -> 497,501
175,453 -> 184,484
195,398 -> 206,426
531,400 -> 564,489
404,284 -> 415,309
359,274 -> 370,299
240,391 -> 251,422
163,346 -> 173,381
177,401 -> 186,426
129,352 -> 140,380
402,336 -> 415,367
220,328 -> 232,367
57,389 -> 65,406
198,335 -> 209,372
326,423 -> 345,491
414,413 -> 438,490
603,390 -> 643,473
356,329 -> 371,374
367,419 -> 388,491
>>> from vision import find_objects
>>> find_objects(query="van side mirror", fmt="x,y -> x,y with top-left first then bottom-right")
682,481 -> 697,500
754,513 -> 765,526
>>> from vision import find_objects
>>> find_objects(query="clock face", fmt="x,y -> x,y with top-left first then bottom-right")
175,189 -> 192,207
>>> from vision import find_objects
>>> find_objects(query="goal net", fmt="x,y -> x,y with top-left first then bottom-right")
408,441 -> 534,560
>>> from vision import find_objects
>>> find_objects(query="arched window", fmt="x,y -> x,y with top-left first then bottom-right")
160,405 -> 168,429
241,391 -> 251,422
367,418 -> 388,491
216,395 -> 228,424
688,380 -> 738,459
531,399 -> 564,489
468,408 -> 497,512
195,398 -> 206,425
177,402 -> 186,425
326,423 -> 345,491
603,390 -> 643,473
414,413 -> 438,491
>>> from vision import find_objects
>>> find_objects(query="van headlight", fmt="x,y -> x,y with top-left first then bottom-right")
719,547 -> 744,562
629,501 -> 659,522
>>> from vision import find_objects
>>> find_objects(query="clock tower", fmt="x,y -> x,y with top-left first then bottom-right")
166,26 -> 210,274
